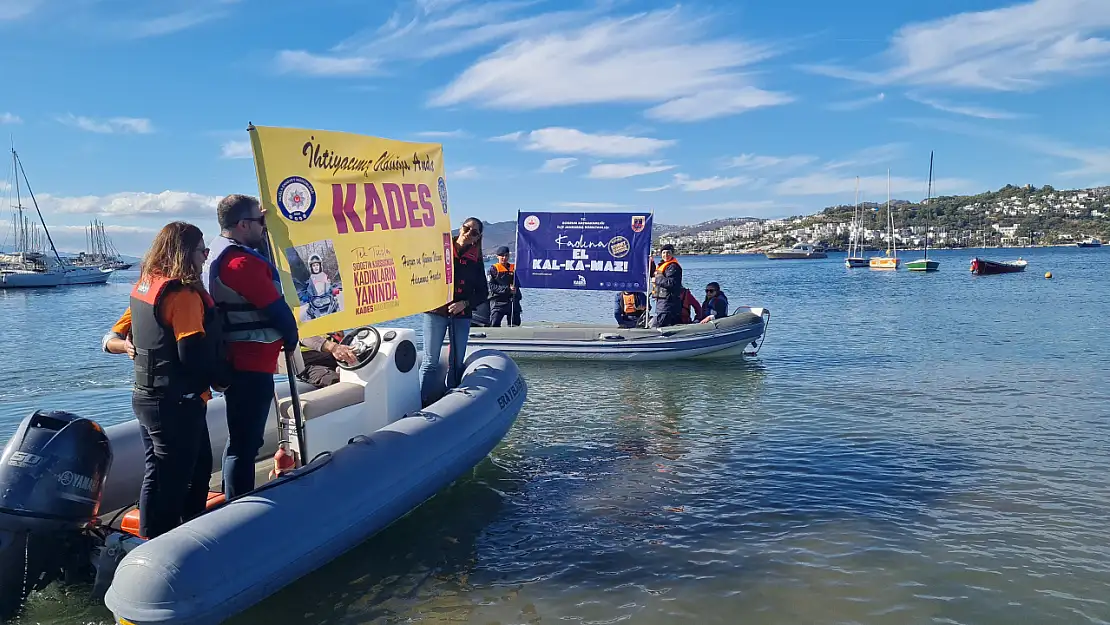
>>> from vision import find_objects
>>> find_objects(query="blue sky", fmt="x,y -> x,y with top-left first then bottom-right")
1,0 -> 1108,255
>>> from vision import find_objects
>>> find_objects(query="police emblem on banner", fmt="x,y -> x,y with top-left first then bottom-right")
523,214 -> 540,231
438,177 -> 449,214
631,215 -> 646,233
276,176 -> 316,222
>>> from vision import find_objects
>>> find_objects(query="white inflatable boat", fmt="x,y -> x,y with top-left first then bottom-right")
0,326 -> 527,624
465,306 -> 771,361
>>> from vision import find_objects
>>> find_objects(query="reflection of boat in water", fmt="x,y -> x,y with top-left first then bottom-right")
970,257 -> 1027,275
1,147 -> 114,288
765,243 -> 827,260
0,327 -> 526,624
466,307 -> 771,361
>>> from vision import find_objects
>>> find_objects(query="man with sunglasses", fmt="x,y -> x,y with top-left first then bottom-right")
202,194 -> 300,501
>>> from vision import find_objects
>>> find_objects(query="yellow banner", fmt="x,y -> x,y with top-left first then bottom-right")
248,125 -> 454,335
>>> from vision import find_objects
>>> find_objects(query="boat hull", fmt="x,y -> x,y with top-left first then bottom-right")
63,266 -> 114,285
103,338 -> 525,625
869,256 -> 899,270
970,258 -> 1027,275
466,308 -> 769,361
0,270 -> 64,288
905,259 -> 939,272
845,257 -> 868,268
1077,242 -> 1101,248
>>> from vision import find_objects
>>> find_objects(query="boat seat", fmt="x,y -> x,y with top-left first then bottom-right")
277,381 -> 365,422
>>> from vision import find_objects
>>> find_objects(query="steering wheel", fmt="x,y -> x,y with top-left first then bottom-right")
336,326 -> 382,371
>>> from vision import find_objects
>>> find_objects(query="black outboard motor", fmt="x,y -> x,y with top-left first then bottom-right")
0,410 -> 112,620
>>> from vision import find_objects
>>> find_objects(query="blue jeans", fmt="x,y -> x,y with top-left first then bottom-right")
419,313 -> 471,405
221,370 -> 275,500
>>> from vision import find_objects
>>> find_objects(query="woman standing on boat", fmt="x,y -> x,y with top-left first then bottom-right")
104,222 -> 223,539
419,217 -> 489,407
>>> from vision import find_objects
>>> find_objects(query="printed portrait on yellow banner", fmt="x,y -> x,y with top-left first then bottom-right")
247,125 -> 454,335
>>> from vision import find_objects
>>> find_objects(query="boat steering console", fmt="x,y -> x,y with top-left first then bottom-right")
336,326 -> 382,371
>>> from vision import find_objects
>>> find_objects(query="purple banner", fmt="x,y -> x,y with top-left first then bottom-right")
515,211 -> 654,291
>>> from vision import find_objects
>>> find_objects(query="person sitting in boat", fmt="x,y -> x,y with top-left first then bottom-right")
678,288 -> 703,324
650,244 -> 683,328
487,245 -> 522,327
698,282 -> 729,323
419,217 -> 489,407
614,290 -> 648,328
296,332 -> 358,388
104,221 -> 224,540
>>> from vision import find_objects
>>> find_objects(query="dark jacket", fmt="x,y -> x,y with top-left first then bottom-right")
614,291 -> 648,328
488,262 -> 522,306
430,242 -> 489,319
653,259 -> 683,313
702,292 -> 729,320
471,300 -> 491,326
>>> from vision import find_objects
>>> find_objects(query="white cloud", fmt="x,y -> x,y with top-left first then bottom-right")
539,158 -> 578,173
775,172 -> 977,197
553,201 -> 630,209
0,112 -> 21,124
489,131 -> 524,143
587,162 -> 675,179
414,129 -> 469,139
826,92 -> 886,111
645,87 -> 794,123
450,166 -> 480,179
687,200 -> 796,213
220,140 -> 251,159
57,114 -> 154,134
430,7 -> 792,121
0,0 -> 43,21
33,190 -> 221,218
804,0 -> 1110,91
496,127 -> 675,158
0,181 -> 9,191
640,173 -> 751,192
128,10 -> 223,38
276,50 -> 378,76
727,154 -> 817,171
49,224 -> 162,257
904,93 -> 1024,120
822,143 -> 907,171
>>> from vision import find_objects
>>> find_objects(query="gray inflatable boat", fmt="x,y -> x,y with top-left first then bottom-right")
0,326 -> 526,624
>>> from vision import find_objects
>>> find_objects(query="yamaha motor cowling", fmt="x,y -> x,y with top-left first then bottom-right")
0,410 -> 112,620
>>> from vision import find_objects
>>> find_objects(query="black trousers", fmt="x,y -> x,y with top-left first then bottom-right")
490,301 -> 521,327
132,391 -> 212,539
221,370 -> 275,500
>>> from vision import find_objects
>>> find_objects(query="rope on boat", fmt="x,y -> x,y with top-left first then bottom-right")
744,309 -> 771,357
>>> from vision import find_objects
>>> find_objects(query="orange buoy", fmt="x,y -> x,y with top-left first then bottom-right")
1045,272 -> 1053,279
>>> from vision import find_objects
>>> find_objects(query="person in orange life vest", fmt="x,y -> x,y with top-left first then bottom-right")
201,194 -> 300,501
699,282 -> 729,323
650,244 -> 684,328
614,290 -> 648,328
487,245 -> 522,327
678,288 -> 704,324
103,222 -> 222,539
419,217 -> 489,407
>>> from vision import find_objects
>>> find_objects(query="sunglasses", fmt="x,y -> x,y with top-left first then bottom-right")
705,288 -> 717,293
241,216 -> 265,226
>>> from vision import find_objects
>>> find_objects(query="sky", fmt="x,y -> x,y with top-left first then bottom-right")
1,0 -> 1108,256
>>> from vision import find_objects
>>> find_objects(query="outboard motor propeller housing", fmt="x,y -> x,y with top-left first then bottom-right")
0,410 -> 113,619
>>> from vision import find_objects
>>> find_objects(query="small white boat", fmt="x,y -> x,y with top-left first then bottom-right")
466,307 -> 771,361
0,326 -> 526,623
765,243 -> 827,260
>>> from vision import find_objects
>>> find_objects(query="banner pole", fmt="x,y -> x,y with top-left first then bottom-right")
247,123 -> 308,470
643,209 -> 655,328
512,212 -> 520,326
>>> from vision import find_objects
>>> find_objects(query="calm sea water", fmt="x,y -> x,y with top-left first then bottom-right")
4,246 -> 1110,625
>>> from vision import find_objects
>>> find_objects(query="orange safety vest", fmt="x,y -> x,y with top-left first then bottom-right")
652,258 -> 680,297
493,262 -> 515,274
622,292 -> 644,314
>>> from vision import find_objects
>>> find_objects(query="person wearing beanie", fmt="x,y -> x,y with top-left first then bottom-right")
487,245 -> 522,327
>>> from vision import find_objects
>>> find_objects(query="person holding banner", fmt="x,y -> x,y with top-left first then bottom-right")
419,217 -> 489,407
651,244 -> 684,328
202,194 -> 300,500
487,245 -> 522,327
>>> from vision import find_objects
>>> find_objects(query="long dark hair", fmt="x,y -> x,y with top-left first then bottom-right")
460,217 -> 484,254
140,221 -> 205,286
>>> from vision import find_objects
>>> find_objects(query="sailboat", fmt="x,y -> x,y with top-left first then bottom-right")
0,146 -> 115,288
905,152 -> 940,272
845,177 -> 867,268
869,169 -> 899,269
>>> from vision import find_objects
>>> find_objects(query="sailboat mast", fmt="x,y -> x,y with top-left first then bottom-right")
887,169 -> 895,256
925,151 -> 933,259
11,147 -> 23,253
13,149 -> 64,265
